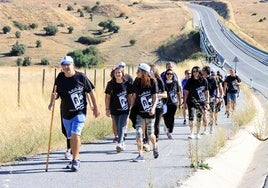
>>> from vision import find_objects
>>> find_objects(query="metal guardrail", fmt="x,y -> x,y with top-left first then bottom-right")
199,20 -> 268,98
217,20 -> 268,66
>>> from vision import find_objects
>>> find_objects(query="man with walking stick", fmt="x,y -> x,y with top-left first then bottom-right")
48,55 -> 100,172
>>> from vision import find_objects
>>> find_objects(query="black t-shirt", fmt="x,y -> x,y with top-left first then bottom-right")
55,71 -> 94,119
133,78 -> 158,119
156,77 -> 166,109
224,75 -> 241,93
206,76 -> 218,97
105,80 -> 133,115
125,73 -> 133,84
184,78 -> 208,103
165,80 -> 181,106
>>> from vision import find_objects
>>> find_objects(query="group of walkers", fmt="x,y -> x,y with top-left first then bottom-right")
48,56 -> 241,171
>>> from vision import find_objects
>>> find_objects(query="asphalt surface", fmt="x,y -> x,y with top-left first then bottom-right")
0,101 -> 235,188
186,3 -> 268,98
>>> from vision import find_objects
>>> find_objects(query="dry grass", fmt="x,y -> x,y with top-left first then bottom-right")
232,84 -> 257,127
187,82 -> 258,169
0,59 -> 205,163
222,0 -> 268,51
0,0 -> 192,67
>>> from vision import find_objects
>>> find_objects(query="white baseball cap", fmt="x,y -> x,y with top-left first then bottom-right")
60,56 -> 74,65
138,63 -> 151,76
117,61 -> 126,67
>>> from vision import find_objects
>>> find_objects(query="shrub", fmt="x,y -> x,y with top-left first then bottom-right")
80,11 -> 84,17
67,26 -> 74,34
77,36 -> 105,45
83,6 -> 91,12
98,20 -> 120,33
10,41 -> 25,56
36,40 -> 41,48
119,12 -> 126,18
16,58 -> 23,66
40,58 -> 49,65
29,23 -> 38,29
67,46 -> 103,68
43,25 -> 58,36
22,56 -> 31,66
3,26 -> 11,34
15,31 -> 21,38
89,13 -> 94,21
58,4 -> 61,7
190,52 -> 207,60
129,39 -> 136,46
13,21 -> 29,30
67,5 -> 74,11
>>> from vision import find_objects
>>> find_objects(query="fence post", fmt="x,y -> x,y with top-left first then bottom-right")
54,68 -> 57,80
42,69 -> 45,96
17,67 -> 21,107
94,69 -> 97,87
103,69 -> 106,88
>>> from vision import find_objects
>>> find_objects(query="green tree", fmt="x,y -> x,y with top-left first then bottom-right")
67,5 -> 74,11
40,58 -> 49,65
89,13 -> 94,21
129,39 -> 136,46
67,47 -> 103,68
36,40 -> 41,48
22,56 -> 31,66
67,26 -> 74,34
43,25 -> 58,36
16,58 -> 23,66
29,23 -> 38,29
3,26 -> 11,34
15,31 -> 21,38
10,41 -> 25,56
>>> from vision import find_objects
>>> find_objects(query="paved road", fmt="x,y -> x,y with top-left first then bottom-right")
186,3 -> 268,98
0,102 -> 234,188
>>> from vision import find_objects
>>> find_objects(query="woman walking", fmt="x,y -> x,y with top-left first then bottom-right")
143,64 -> 167,145
105,67 -> 133,153
131,63 -> 159,162
184,66 -> 209,139
163,69 -> 182,139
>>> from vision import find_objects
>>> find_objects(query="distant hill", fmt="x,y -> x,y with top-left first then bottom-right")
0,0 -> 267,67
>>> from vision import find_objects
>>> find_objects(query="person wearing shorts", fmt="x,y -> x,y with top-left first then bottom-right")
48,56 -> 100,172
223,69 -> 241,117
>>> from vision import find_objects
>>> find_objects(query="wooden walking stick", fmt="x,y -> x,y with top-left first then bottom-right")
45,85 -> 57,172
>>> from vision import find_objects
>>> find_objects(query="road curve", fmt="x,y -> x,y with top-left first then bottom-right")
186,3 -> 268,98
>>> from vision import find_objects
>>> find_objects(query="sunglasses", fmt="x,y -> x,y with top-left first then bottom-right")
192,70 -> 199,73
166,72 -> 173,75
186,72 -> 191,75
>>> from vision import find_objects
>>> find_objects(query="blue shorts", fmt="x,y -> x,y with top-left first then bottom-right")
227,93 -> 237,103
62,114 -> 86,139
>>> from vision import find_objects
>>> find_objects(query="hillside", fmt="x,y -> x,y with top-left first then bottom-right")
0,0 -> 192,67
0,0 -> 267,67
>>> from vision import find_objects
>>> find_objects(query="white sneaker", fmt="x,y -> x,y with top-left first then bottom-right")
202,128 -> 209,135
188,134 -> 195,139
121,142 -> 126,151
64,151 -> 72,160
196,134 -> 201,139
143,144 -> 151,152
210,126 -> 214,134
